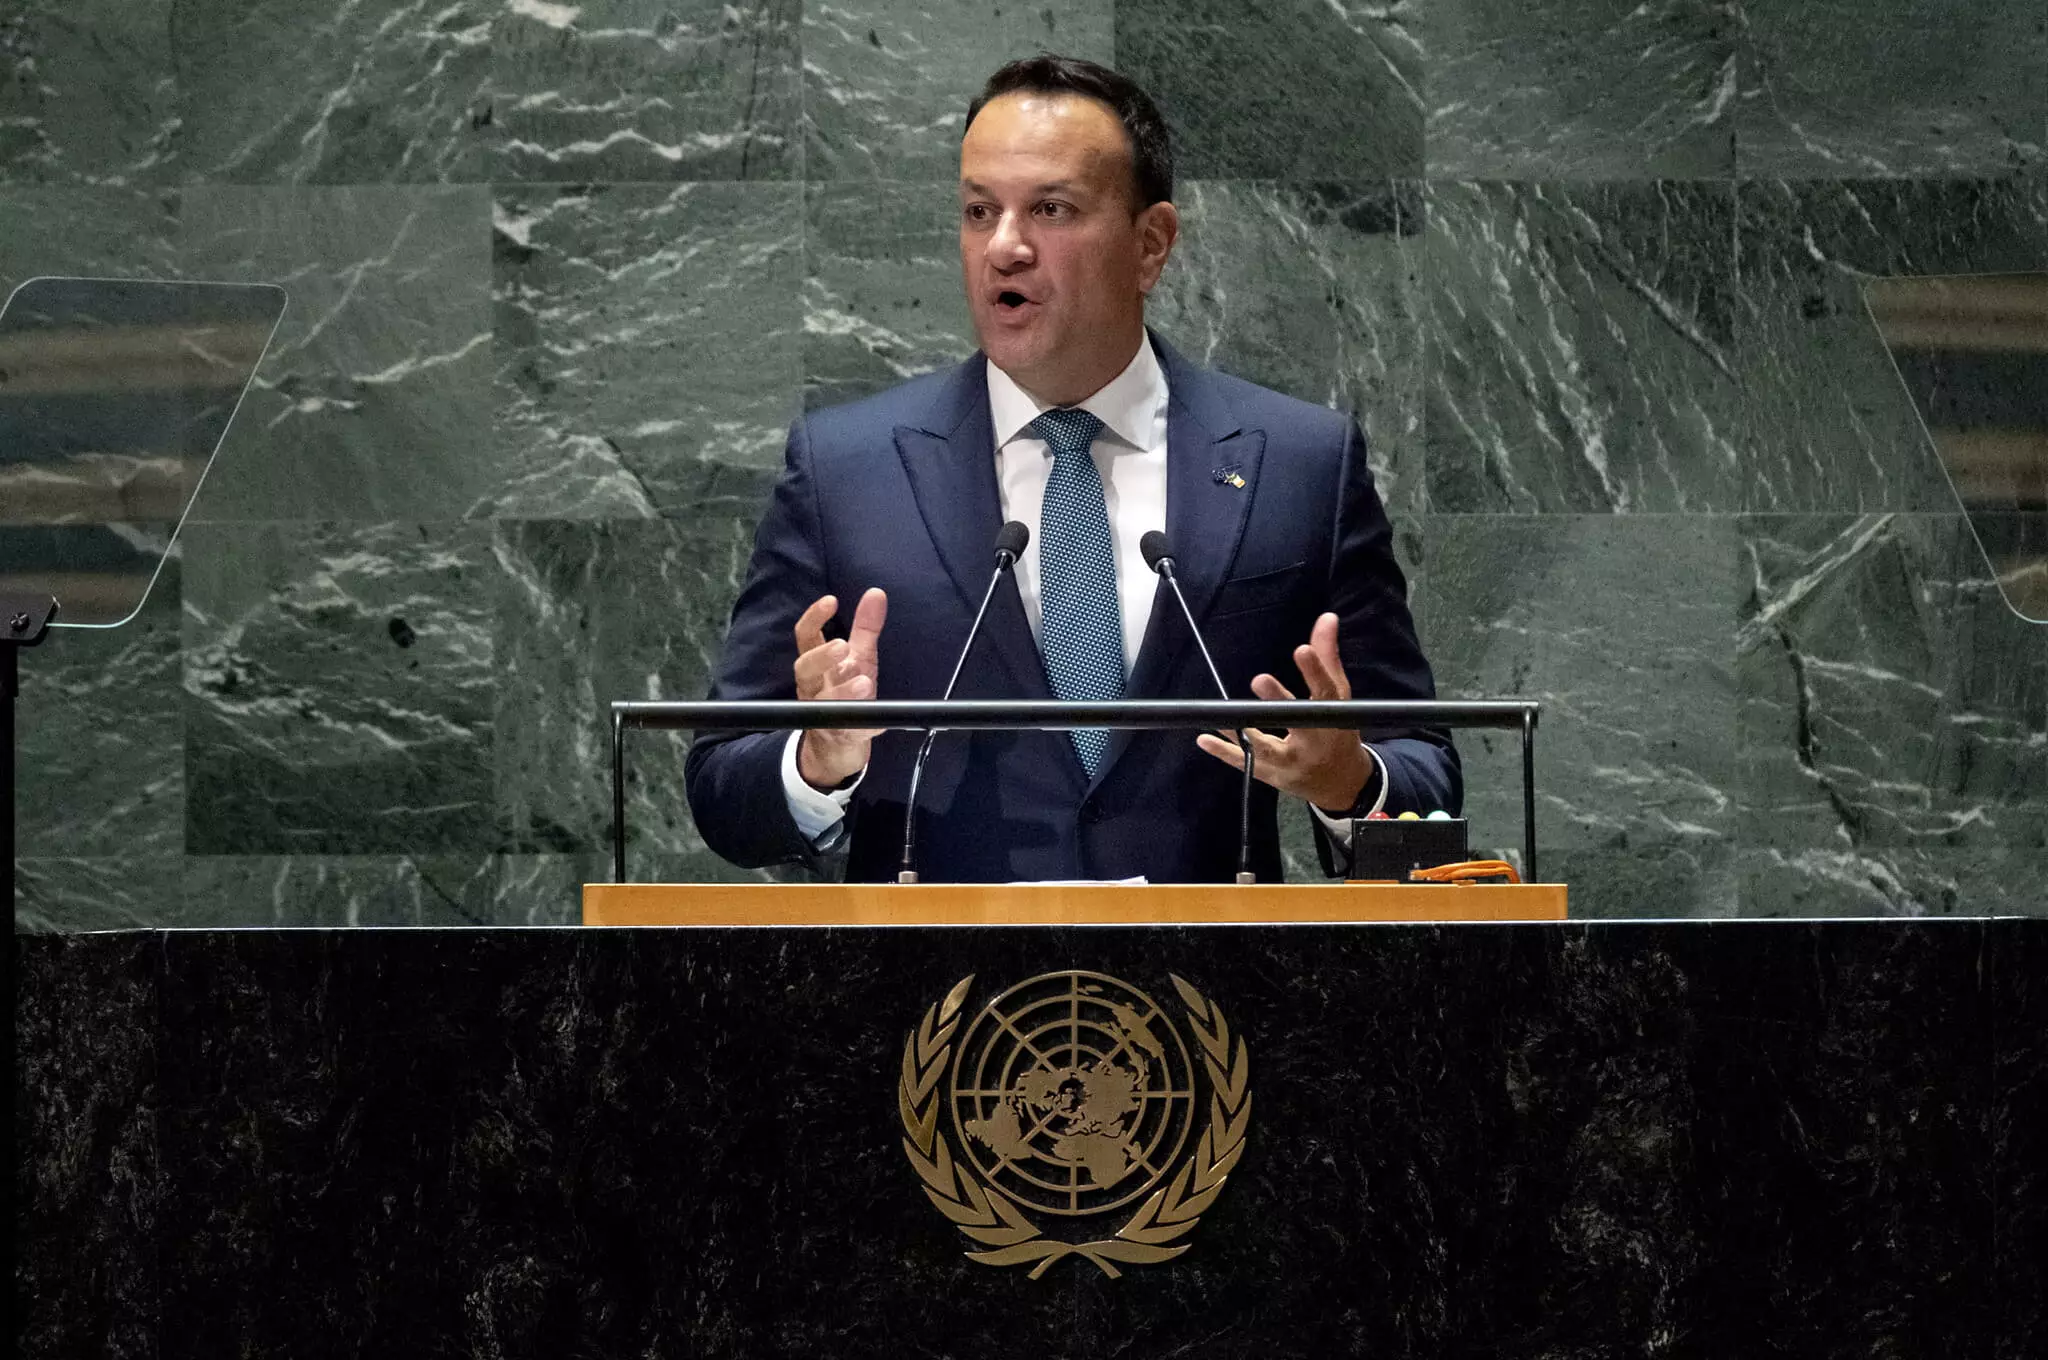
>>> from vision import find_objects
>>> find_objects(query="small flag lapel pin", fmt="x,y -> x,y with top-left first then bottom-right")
1212,465 -> 1247,489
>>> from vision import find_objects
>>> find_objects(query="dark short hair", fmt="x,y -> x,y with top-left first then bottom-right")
964,55 -> 1174,208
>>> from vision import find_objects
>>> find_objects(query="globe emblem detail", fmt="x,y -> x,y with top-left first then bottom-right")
949,971 -> 1199,1216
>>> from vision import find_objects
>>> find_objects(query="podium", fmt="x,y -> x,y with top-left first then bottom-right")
18,913 -> 2029,1354
582,881 -> 1568,925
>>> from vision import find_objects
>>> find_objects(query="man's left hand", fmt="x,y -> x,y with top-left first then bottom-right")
1195,611 -> 1373,813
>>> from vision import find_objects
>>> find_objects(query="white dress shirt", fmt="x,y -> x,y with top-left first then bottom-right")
779,336 -> 1382,846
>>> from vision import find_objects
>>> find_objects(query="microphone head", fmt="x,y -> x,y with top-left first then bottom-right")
993,520 -> 1029,563
1140,530 -> 1173,573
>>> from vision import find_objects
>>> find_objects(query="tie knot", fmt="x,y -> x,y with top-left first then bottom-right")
1031,407 -> 1105,458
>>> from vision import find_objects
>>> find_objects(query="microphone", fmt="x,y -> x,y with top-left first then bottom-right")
898,520 -> 1030,883
1141,531 -> 1258,884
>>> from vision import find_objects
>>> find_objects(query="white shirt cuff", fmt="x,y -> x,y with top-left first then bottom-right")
1307,744 -> 1387,846
781,730 -> 864,844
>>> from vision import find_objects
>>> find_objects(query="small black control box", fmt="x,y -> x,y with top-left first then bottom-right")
1348,816 -> 1470,882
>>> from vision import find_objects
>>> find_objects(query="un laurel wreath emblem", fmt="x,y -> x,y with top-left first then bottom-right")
898,971 -> 1252,1279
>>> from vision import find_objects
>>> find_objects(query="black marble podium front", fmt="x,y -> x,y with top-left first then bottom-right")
18,920 -> 2044,1358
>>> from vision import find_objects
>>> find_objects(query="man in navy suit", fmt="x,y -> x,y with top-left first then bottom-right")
685,56 -> 1458,883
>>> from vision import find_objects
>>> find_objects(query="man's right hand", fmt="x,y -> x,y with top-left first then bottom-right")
792,587 -> 888,790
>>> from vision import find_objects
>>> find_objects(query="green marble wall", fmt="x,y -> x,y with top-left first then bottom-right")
6,0 -> 2043,926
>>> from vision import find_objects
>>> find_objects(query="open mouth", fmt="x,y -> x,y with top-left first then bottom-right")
993,288 -> 1034,311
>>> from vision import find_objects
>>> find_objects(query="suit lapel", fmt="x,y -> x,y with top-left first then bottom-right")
893,356 -> 1050,701
1091,336 -> 1260,791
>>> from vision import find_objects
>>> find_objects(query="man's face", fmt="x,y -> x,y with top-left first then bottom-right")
959,91 -> 1177,405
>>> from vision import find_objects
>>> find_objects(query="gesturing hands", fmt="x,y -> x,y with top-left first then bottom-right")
793,587 -> 888,791
1194,611 -> 1373,813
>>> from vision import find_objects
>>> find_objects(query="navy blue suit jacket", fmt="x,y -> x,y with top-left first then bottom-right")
684,336 -> 1459,883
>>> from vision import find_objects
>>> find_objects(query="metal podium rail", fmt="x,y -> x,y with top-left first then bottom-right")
609,698 -> 1540,884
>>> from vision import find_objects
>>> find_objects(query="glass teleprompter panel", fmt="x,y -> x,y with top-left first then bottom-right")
0,276 -> 285,627
1865,272 -> 2048,623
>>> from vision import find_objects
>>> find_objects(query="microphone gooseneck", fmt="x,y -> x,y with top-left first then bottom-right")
899,520 -> 1029,883
1141,531 -> 1258,884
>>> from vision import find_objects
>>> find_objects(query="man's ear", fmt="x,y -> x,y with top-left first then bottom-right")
1135,200 -> 1180,295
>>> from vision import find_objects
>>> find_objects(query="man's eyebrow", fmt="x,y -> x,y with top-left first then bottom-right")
958,179 -> 1082,196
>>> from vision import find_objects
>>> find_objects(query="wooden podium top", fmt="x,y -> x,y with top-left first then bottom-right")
581,882 -> 1566,926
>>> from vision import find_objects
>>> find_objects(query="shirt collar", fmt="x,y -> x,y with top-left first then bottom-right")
986,334 -> 1166,452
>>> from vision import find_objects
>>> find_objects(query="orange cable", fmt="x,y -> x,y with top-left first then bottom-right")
1407,860 -> 1522,885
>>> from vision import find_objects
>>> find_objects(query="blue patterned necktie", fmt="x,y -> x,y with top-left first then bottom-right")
1031,407 -> 1124,777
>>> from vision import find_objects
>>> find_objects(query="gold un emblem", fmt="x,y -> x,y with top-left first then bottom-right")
898,971 -> 1253,1278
